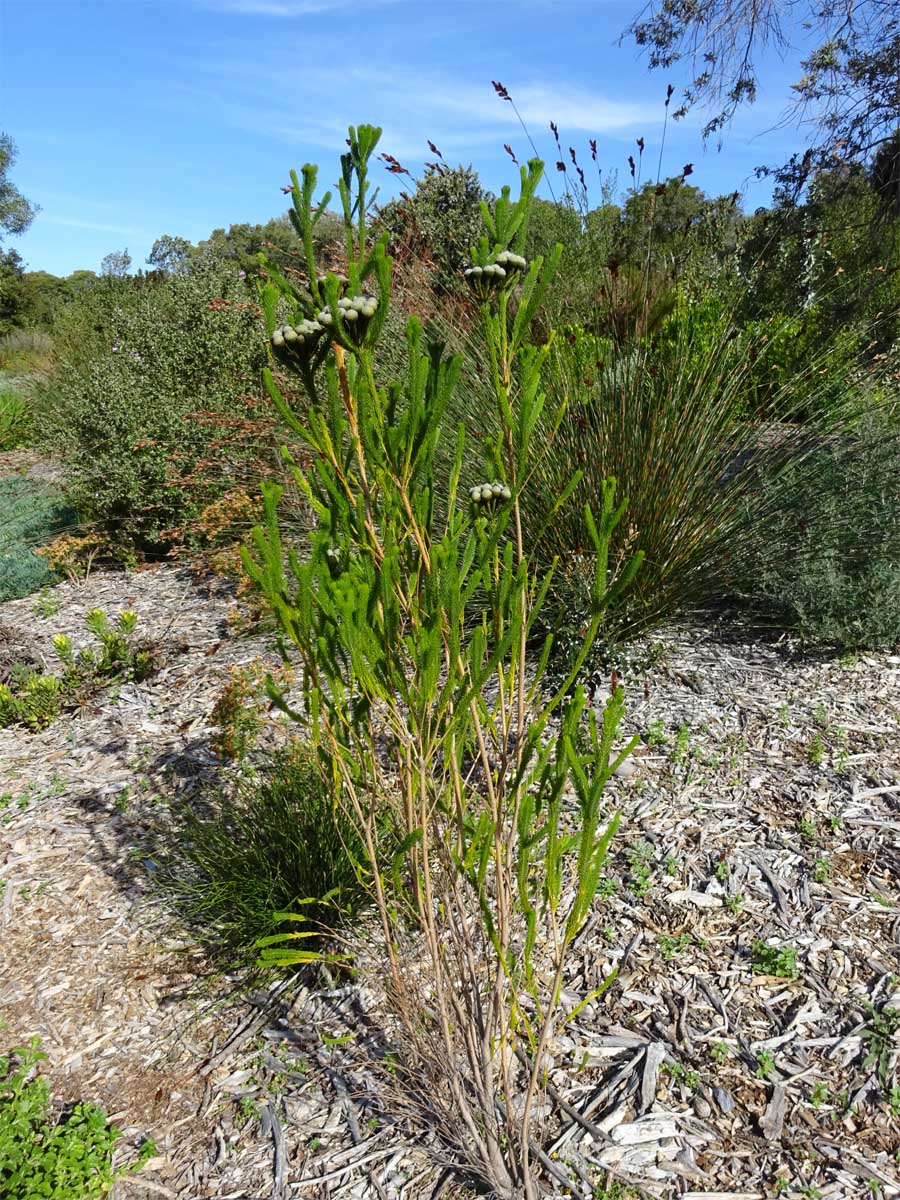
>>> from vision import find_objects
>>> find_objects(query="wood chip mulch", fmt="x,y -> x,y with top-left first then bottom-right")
1,563 -> 899,1199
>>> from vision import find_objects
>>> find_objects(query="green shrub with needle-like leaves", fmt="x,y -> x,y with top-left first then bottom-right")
242,124 -> 641,1199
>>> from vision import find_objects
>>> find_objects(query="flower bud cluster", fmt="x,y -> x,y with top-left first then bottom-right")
464,252 -> 527,300
469,480 -> 512,509
271,318 -> 327,356
317,294 -> 379,345
495,250 -> 527,271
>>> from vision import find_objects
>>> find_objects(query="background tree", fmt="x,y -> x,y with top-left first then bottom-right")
100,248 -> 132,277
0,248 -> 26,334
626,0 -> 900,189
871,130 -> 900,216
0,133 -> 37,242
15,270 -> 70,328
147,234 -> 192,274
0,133 -> 38,333
378,162 -> 490,286
65,269 -> 98,294
195,212 -> 342,281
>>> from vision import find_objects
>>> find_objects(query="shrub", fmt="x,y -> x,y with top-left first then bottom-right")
166,741 -> 370,966
0,477 -> 76,602
244,126 -> 638,1197
735,415 -> 900,649
739,308 -> 869,422
0,1037 -> 154,1200
41,256 -> 267,555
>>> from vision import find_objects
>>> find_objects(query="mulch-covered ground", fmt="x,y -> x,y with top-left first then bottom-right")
1,548 -> 899,1198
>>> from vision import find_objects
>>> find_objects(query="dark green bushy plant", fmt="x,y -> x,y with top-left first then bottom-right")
167,742 -> 371,967
0,476 -> 75,601
735,416 -> 900,648
42,257 -> 265,554
0,1038 -> 153,1200
378,162 -> 490,287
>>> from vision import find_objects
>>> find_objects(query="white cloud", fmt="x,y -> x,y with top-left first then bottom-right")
162,52 -> 658,173
440,81 -> 657,135
42,215 -> 148,237
195,0 -> 398,14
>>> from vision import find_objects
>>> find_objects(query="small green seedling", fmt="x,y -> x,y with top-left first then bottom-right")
710,1042 -> 730,1065
755,1049 -> 776,1079
807,734 -> 825,766
752,941 -> 799,979
644,720 -> 667,746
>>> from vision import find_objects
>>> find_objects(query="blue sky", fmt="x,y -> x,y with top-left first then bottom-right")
2,0 -> 816,276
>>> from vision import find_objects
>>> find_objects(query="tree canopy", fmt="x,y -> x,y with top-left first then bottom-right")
100,248 -> 132,277
0,133 -> 37,244
626,0 -> 900,192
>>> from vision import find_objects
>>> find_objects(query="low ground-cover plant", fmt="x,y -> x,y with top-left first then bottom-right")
752,940 -> 800,978
0,608 -> 157,730
166,740 -> 371,968
243,125 -> 639,1198
0,476 -> 76,602
0,1036 -> 154,1200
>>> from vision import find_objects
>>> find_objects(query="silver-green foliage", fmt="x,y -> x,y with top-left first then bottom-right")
243,124 -> 641,1198
0,476 -> 75,602
44,256 -> 265,552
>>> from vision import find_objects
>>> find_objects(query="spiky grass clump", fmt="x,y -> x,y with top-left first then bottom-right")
163,742 -> 373,969
520,317 -> 872,659
0,329 -> 54,376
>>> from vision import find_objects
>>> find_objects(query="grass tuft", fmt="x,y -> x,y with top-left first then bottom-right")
162,742 -> 374,969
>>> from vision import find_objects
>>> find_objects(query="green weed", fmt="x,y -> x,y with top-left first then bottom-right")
0,1037 -> 154,1199
755,1049 -> 776,1079
752,941 -> 799,978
